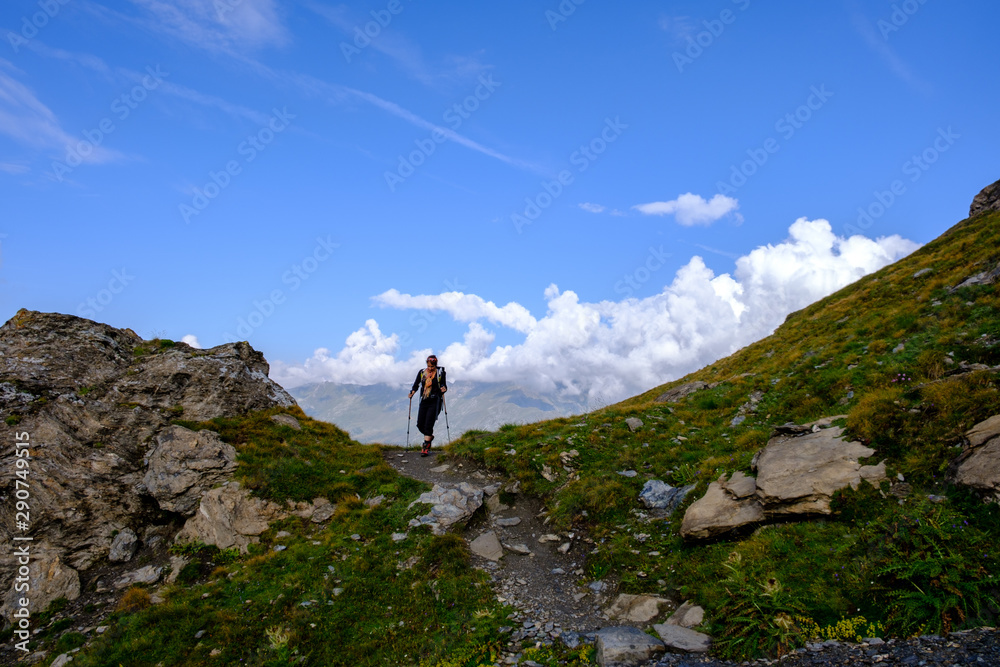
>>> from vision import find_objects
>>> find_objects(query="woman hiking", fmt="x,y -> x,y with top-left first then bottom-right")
409,355 -> 447,456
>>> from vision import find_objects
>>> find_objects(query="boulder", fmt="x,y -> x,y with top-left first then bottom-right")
638,480 -> 694,515
755,426 -> 885,515
950,415 -> 1000,500
969,177 -> 1000,218
143,426 -> 237,515
625,417 -> 643,432
270,413 -> 302,430
469,531 -> 504,561
594,626 -> 665,666
0,555 -> 80,620
408,483 -> 483,535
665,600 -> 705,628
604,593 -> 673,623
680,476 -> 765,540
109,528 -> 140,562
114,565 -> 163,589
654,381 -> 707,404
653,624 -> 711,653
175,482 -> 289,552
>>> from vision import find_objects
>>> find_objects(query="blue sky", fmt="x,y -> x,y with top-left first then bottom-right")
1,0 -> 997,404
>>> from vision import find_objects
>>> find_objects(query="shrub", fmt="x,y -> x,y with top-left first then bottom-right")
418,534 -> 471,578
711,554 -> 811,660
116,586 -> 151,613
854,498 -> 1000,636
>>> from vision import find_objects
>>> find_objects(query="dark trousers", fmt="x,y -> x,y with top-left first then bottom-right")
416,396 -> 441,437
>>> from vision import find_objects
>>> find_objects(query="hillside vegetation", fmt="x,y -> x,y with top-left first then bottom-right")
450,209 -> 1000,659
19,210 -> 999,666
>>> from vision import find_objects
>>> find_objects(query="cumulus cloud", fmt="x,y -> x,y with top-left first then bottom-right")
634,193 -> 740,226
374,289 -> 537,334
273,219 -> 919,405
181,334 -> 202,348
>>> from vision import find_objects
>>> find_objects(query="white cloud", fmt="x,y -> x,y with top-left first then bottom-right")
634,193 -> 739,226
579,202 -> 606,214
273,219 -> 920,405
374,289 -> 537,333
181,334 -> 202,348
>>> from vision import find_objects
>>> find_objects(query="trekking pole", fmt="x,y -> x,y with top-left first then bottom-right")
442,395 -> 451,446
406,394 -> 412,448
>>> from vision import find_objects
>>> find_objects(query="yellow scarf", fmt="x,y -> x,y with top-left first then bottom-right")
422,367 -> 437,399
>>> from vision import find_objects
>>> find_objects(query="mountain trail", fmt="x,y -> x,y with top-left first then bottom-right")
383,446 -> 614,640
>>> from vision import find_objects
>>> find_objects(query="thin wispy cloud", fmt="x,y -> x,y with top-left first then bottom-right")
0,61 -> 124,164
579,202 -> 606,214
79,2 -> 538,176
850,9 -> 932,94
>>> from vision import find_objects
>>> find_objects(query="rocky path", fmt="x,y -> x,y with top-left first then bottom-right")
383,447 -> 614,644
384,447 -> 1000,666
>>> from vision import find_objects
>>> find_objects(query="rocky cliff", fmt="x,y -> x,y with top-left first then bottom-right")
0,310 -> 296,620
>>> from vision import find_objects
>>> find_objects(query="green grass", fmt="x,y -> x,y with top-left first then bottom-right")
65,409 -> 512,667
448,210 -> 1000,659
61,211 -> 1000,664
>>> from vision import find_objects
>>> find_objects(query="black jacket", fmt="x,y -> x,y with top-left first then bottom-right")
411,367 -> 447,400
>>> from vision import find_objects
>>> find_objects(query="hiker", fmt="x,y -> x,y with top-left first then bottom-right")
408,355 -> 447,456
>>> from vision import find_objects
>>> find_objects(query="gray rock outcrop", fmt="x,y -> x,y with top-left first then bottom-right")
950,415 -> 1000,501
654,381 -> 708,404
653,624 -> 712,653
108,528 -> 140,562
0,310 -> 298,620
681,424 -> 886,539
175,482 -> 289,552
408,482 -> 484,534
469,531 -> 504,561
680,475 -> 766,540
664,600 -> 704,628
0,554 -> 80,622
639,480 -> 694,514
604,594 -> 674,623
754,426 -> 885,515
595,625 -> 665,665
143,426 -> 237,515
969,177 -> 1000,218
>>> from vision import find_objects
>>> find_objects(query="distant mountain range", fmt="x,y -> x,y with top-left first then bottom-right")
288,381 -> 591,444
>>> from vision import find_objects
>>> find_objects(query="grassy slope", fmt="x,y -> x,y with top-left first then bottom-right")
37,408 -> 518,667
25,211 -> 1000,665
449,210 -> 1000,659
